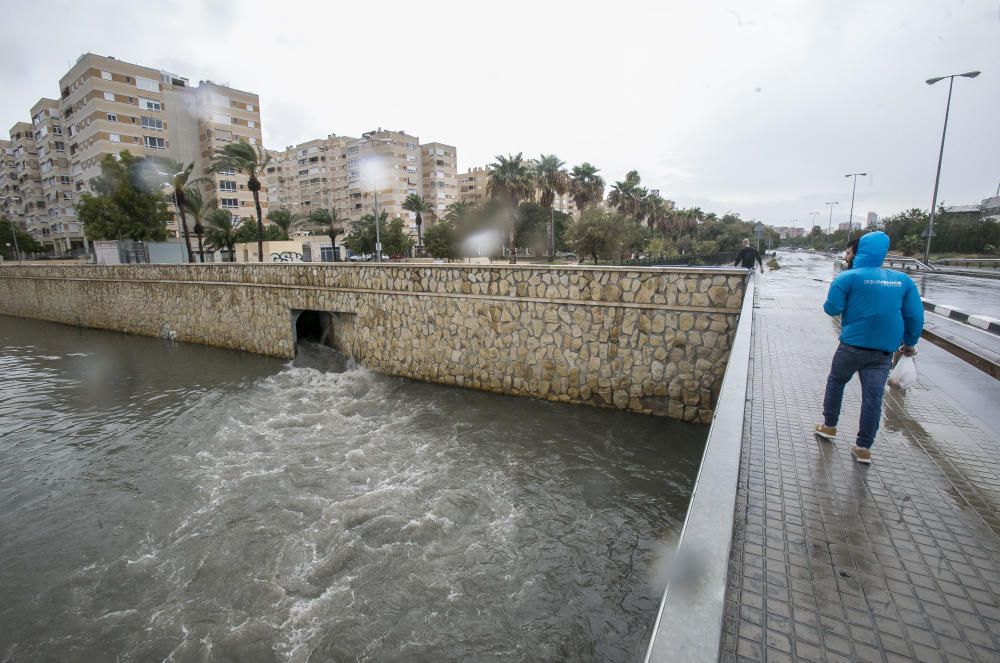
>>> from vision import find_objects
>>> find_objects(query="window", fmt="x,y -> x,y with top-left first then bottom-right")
210,93 -> 229,107
249,137 -> 256,145
141,116 -> 164,130
221,198 -> 238,208
101,71 -> 112,80
107,113 -> 117,122
246,103 -> 254,111
143,136 -> 166,149
248,120 -> 255,128
217,167 -> 235,176
109,133 -> 121,143
63,191 -> 72,200
347,146 -> 359,155
219,180 -> 237,192
135,76 -> 160,93
213,112 -> 231,124
52,126 -> 63,135
404,142 -> 416,150
103,92 -> 116,102
298,169 -> 309,177
347,158 -> 358,167
139,98 -> 161,111
54,142 -> 65,151
60,176 -> 71,185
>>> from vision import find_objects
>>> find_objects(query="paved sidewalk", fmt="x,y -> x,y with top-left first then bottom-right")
720,257 -> 1000,662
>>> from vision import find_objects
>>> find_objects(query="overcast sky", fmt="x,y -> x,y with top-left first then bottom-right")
2,0 -> 997,228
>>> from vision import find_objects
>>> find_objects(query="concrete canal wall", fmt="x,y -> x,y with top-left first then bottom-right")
0,263 -> 747,422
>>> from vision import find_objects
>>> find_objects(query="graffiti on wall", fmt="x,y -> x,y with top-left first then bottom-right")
270,252 -> 303,263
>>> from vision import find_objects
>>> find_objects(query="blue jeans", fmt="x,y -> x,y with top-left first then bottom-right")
822,343 -> 893,449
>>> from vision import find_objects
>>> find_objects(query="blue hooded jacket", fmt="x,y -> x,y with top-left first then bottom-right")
823,231 -> 924,352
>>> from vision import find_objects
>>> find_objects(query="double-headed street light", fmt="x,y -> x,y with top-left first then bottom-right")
361,133 -> 393,262
825,202 -> 839,253
844,173 -> 867,243
923,70 -> 981,263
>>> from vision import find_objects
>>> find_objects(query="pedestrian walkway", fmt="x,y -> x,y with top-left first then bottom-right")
720,257 -> 1000,662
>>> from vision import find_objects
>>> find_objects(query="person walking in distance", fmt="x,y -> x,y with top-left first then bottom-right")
814,232 -> 924,464
734,238 -> 764,273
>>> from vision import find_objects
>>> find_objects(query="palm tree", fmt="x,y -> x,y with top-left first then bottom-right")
154,158 -> 203,263
267,208 -> 299,240
570,163 -> 605,211
444,200 -> 474,225
534,155 -> 569,261
608,170 -> 641,216
203,208 -> 240,261
646,194 -> 671,232
181,186 -> 209,261
307,208 -> 347,261
210,139 -> 271,262
402,194 -> 432,250
487,153 -> 535,263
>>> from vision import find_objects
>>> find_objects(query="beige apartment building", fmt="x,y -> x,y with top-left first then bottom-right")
265,130 -> 458,245
52,53 -> 264,243
6,122 -> 49,248
0,139 -> 19,228
31,98 -> 81,253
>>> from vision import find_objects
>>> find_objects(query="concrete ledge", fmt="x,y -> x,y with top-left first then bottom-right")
644,275 -> 756,662
922,298 -> 1000,336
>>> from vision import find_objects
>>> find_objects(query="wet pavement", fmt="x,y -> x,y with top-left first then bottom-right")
910,272 -> 1000,320
720,253 -> 1000,662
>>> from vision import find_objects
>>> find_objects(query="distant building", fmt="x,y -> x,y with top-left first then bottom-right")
866,211 -> 878,227
982,196 -> 1000,222
838,222 -> 851,232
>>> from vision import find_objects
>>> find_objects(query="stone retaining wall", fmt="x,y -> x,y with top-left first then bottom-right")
0,263 -> 747,422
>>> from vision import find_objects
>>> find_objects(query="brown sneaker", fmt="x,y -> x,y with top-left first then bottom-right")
814,424 -> 836,441
851,447 -> 872,464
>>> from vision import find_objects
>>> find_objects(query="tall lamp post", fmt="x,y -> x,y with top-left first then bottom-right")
844,172 -> 867,243
923,70 -> 981,263
825,202 -> 839,252
809,211 -> 820,236
361,133 -> 393,262
0,195 -> 23,262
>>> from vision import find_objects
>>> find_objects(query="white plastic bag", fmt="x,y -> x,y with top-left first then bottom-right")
888,355 -> 917,390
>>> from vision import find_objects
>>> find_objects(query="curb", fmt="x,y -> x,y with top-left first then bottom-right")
921,299 -> 1000,336
644,274 -> 756,662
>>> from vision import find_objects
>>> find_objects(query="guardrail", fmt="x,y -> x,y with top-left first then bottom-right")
883,256 -> 938,272
932,258 -> 1000,270
620,252 -> 741,268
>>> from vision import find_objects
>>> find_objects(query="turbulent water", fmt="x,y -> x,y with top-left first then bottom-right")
0,316 -> 706,662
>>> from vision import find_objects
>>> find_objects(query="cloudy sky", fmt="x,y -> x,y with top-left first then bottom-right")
2,0 -> 997,228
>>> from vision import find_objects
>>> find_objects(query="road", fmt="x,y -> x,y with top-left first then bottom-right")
910,270 -> 1000,319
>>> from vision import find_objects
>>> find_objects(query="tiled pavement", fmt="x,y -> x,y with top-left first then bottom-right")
720,258 -> 1000,663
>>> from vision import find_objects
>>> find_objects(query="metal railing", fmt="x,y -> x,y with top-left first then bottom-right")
883,256 -> 937,271
932,257 -> 1000,270
619,251 -> 741,268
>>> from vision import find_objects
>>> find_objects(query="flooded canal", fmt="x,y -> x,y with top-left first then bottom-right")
0,315 -> 706,662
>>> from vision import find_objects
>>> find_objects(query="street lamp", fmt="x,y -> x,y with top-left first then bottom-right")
0,195 -> 23,262
923,70 -> 981,263
844,172 -> 867,243
809,211 -> 820,236
825,202 -> 839,253
361,133 -> 393,262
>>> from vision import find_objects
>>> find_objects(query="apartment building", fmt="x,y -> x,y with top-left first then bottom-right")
51,53 -> 264,242
7,122 -> 49,247
458,166 -> 490,204
420,142 -> 458,217
0,139 -> 18,225
31,98 -> 82,253
265,130 -> 457,242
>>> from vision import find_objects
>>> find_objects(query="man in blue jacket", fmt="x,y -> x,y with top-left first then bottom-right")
814,231 -> 924,464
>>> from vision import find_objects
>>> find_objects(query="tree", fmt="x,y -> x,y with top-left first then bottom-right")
306,208 -> 347,260
567,208 -> 629,263
342,210 -> 387,256
203,208 -> 239,261
382,217 -> 415,257
607,170 -> 647,220
423,219 -> 458,260
149,158 -> 204,262
533,154 -> 569,261
210,139 -> 271,262
75,152 -> 171,242
487,153 -> 535,263
517,202 -> 571,255
235,218 -> 284,244
267,208 -> 299,240
570,162 -> 605,212
181,186 -> 209,261
0,217 -> 44,259
402,194 -> 432,249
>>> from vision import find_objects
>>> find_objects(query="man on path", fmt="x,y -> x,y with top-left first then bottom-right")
814,231 -> 924,464
734,238 -> 764,272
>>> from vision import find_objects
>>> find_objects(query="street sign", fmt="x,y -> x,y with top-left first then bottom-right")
920,229 -> 936,238
753,222 -> 765,236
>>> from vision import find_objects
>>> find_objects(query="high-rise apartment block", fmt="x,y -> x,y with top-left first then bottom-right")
265,130 -> 457,241
1,53 -> 265,255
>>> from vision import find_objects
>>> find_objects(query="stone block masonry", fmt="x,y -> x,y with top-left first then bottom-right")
0,263 -> 747,422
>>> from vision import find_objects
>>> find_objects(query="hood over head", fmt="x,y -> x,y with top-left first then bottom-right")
853,231 -> 889,268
